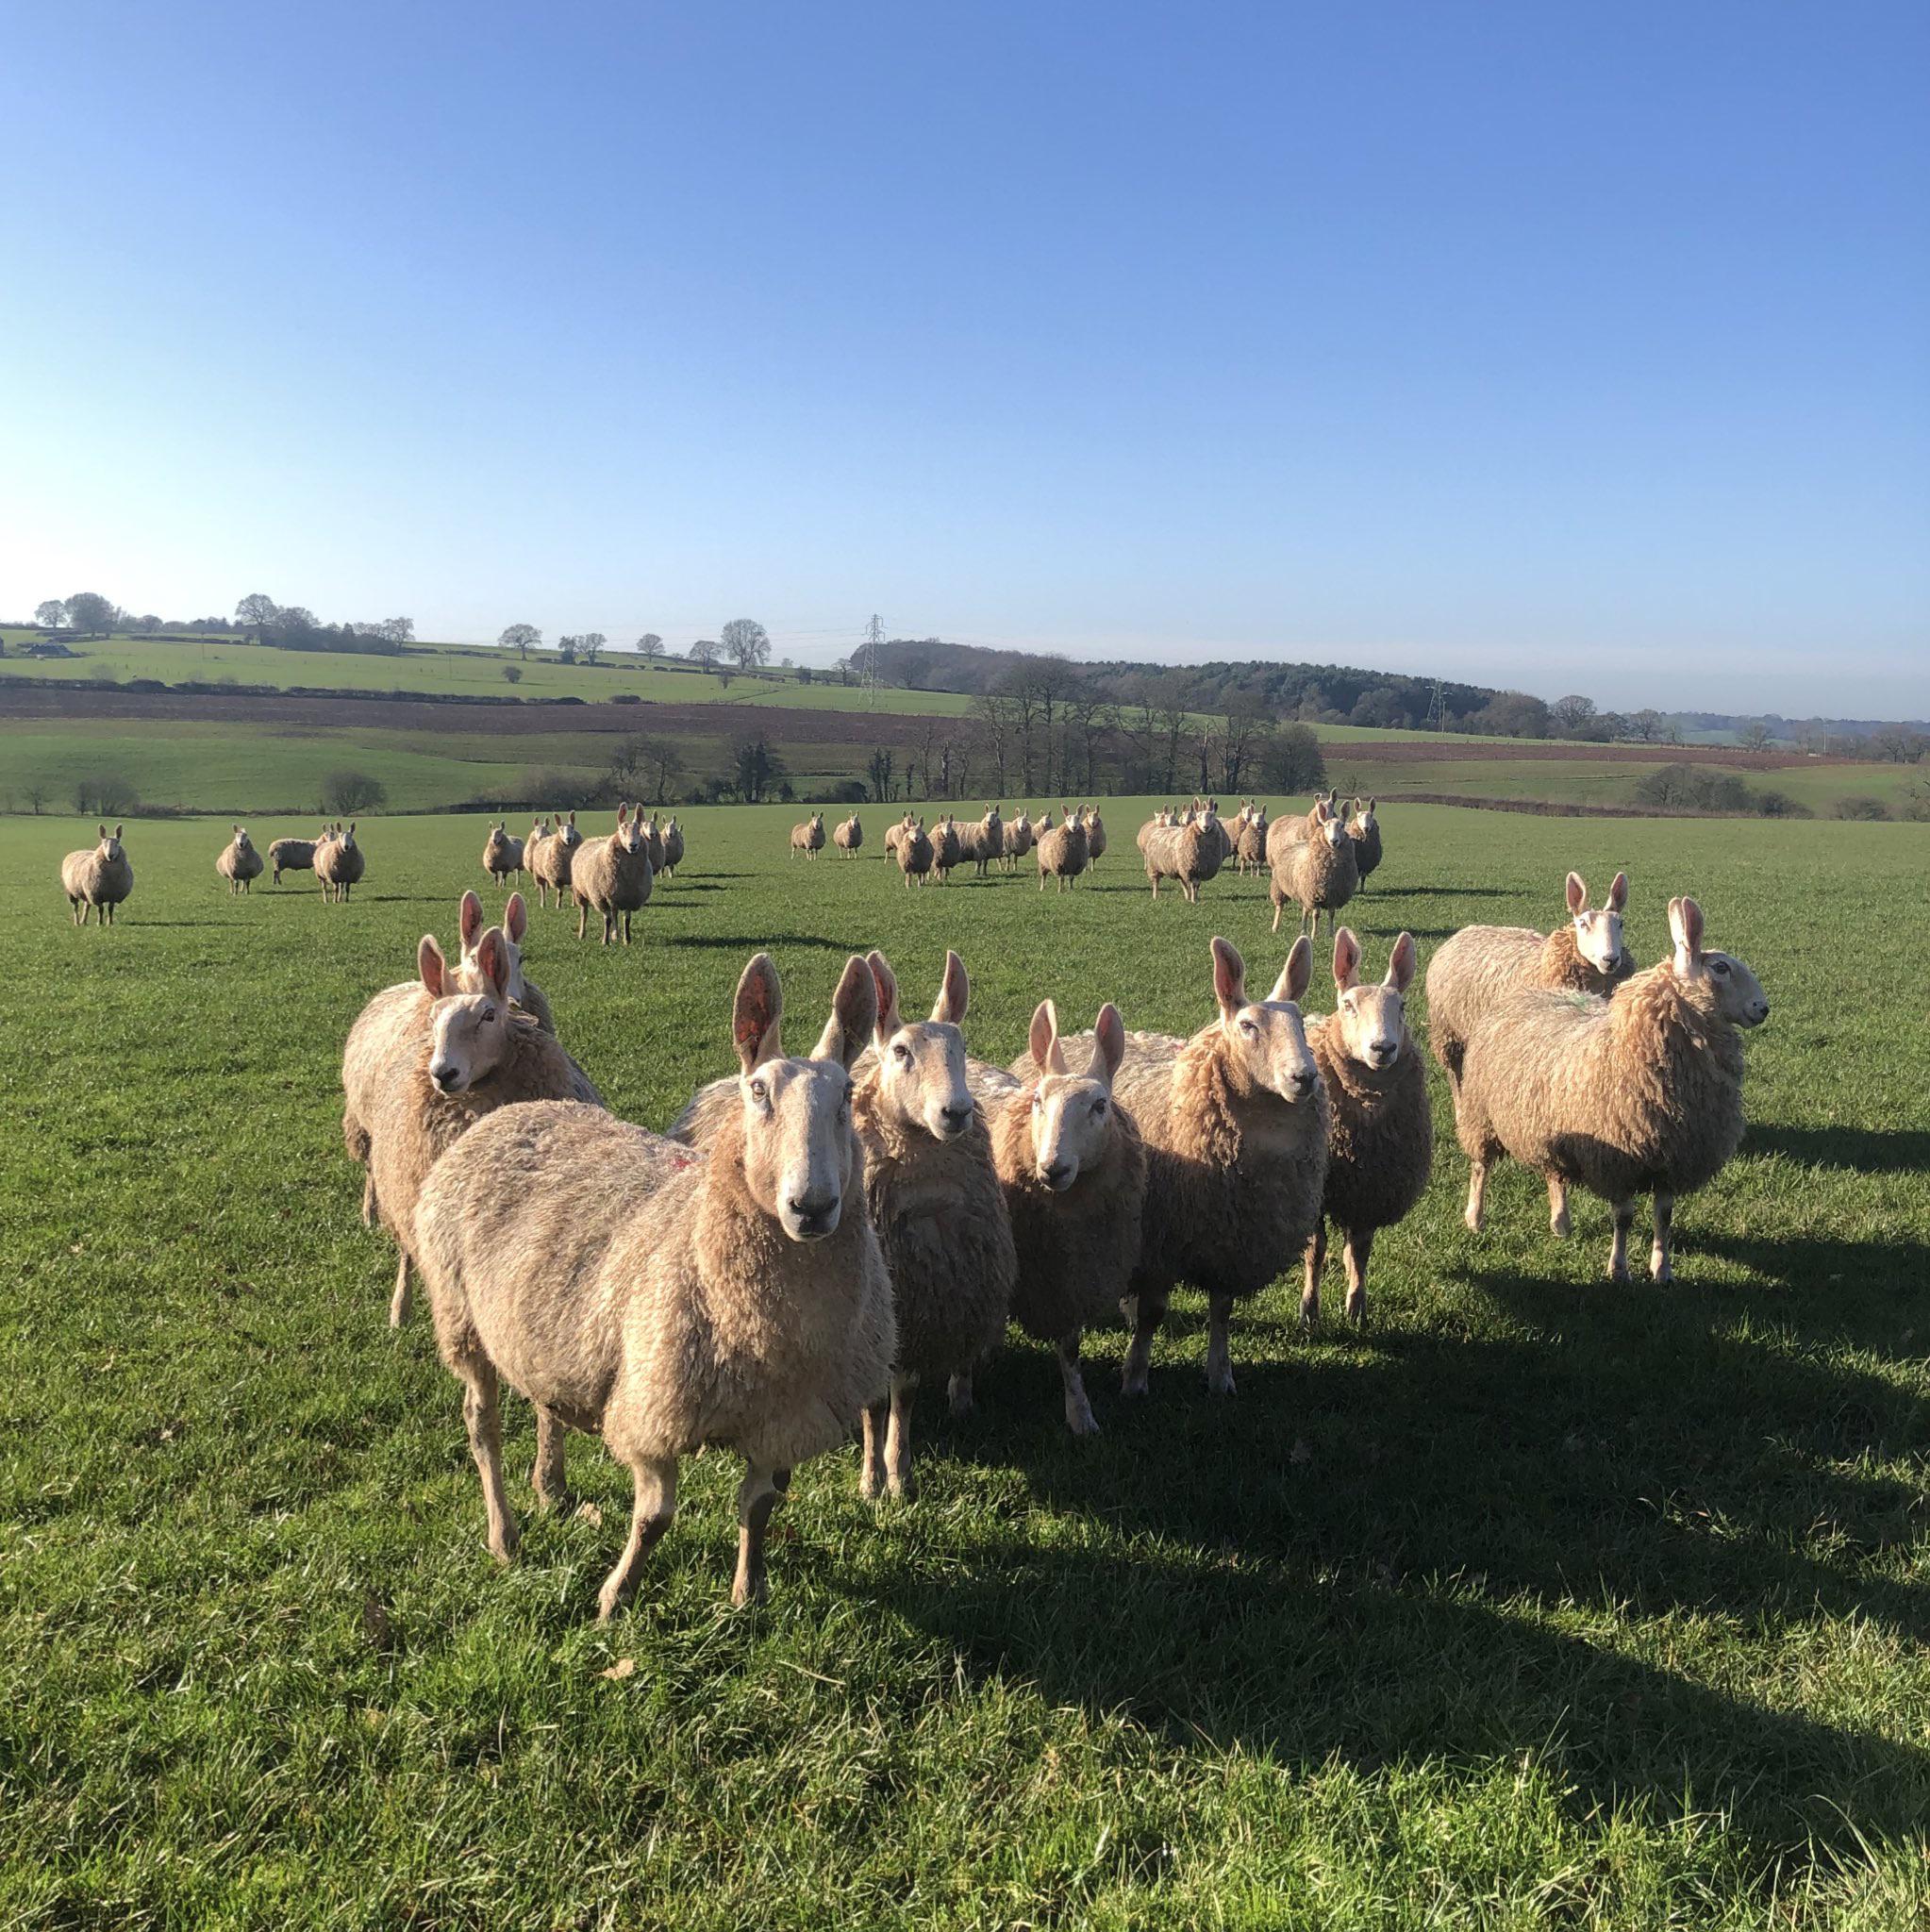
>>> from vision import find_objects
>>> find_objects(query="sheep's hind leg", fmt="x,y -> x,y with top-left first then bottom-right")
731,1462 -> 784,1607
1121,1290 -> 1166,1397
1546,1174 -> 1571,1238
1650,1193 -> 1674,1284
858,1397 -> 888,1500
1342,1226 -> 1374,1325
532,1403 -> 569,1510
389,1250 -> 412,1326
1057,1334 -> 1099,1436
1204,1293 -> 1238,1396
456,1353 -> 518,1563
946,1370 -> 973,1418
1301,1224 -> 1327,1328
884,1374 -> 917,1499
1607,1200 -> 1636,1282
597,1454 -> 677,1623
1464,1161 -> 1489,1233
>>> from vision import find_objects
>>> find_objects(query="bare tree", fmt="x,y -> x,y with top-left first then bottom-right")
636,632 -> 662,662
578,632 -> 607,665
33,599 -> 65,629
235,592 -> 277,644
867,747 -> 895,803
499,623 -> 541,659
721,618 -> 772,675
1737,720 -> 1773,754
689,639 -> 719,671
1626,708 -> 1666,743
971,691 -> 1015,795
1219,706 -> 1272,793
379,617 -> 415,645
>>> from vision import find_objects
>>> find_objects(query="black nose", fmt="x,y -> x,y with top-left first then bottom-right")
789,1191 -> 835,1225
1289,1070 -> 1314,1095
940,1103 -> 972,1132
1044,1160 -> 1073,1188
433,1068 -> 458,1091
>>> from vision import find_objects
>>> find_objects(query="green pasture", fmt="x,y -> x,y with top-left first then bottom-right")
2,804 -> 1925,1927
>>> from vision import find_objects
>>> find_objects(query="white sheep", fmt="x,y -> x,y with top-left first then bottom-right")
60,824 -> 132,926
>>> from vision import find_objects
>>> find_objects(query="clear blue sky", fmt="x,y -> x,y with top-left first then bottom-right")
6,1 -> 1926,715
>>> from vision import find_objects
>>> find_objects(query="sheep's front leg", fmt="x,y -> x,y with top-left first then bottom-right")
1607,1199 -> 1636,1282
1650,1193 -> 1674,1284
1301,1224 -> 1327,1329
1057,1334 -> 1098,1436
1464,1161 -> 1489,1233
1342,1226 -> 1374,1325
885,1374 -> 917,1499
731,1462 -> 785,1607
458,1357 -> 518,1563
576,898 -> 588,941
390,1251 -> 412,1326
598,1455 -> 677,1623
1205,1293 -> 1239,1395
1121,1290 -> 1166,1397
946,1371 -> 973,1418
361,1170 -> 379,1228
532,1403 -> 569,1509
858,1397 -> 888,1500
1546,1174 -> 1571,1238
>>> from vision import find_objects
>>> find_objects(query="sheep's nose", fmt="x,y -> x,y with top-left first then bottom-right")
789,1191 -> 838,1234
431,1065 -> 459,1092
1369,1040 -> 1396,1063
1043,1159 -> 1074,1190
1288,1068 -> 1316,1096
940,1102 -> 972,1135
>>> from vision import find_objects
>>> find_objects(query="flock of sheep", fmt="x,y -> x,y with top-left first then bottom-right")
319,797 -> 1768,1617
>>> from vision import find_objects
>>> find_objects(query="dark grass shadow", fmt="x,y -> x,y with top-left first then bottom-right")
1388,885 -> 1517,900
1745,1124 -> 1930,1174
668,932 -> 875,954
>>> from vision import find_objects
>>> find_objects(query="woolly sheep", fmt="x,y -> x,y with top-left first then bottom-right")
315,822 -> 365,902
268,828 -> 327,885
1081,806 -> 1107,867
1456,896 -> 1768,1281
1265,791 -> 1339,867
660,816 -> 685,877
1270,798 -> 1356,937
969,999 -> 1146,1434
790,811 -> 826,859
1345,798 -> 1382,889
930,815 -> 963,882
344,922 -> 603,1324
1036,804 -> 1089,891
1142,803 -> 1225,903
1106,935 -> 1327,1397
1302,928 -> 1432,1327
481,822 -> 524,887
1001,809 -> 1034,873
572,803 -> 655,943
1235,804 -> 1269,876
216,825 -> 264,895
411,952 -> 893,1612
60,823 -> 133,926
834,811 -> 864,858
965,805 -> 1004,876
528,810 -> 582,908
640,812 -> 667,875
896,817 -> 934,888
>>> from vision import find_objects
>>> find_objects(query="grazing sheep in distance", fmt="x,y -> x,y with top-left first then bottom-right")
790,812 -> 826,859
1270,798 -> 1356,938
315,823 -> 365,902
834,811 -> 863,858
1303,928 -> 1432,1327
572,803 -> 654,944
1109,935 -> 1328,1397
1082,806 -> 1107,867
896,817 -> 934,888
268,828 -> 327,885
660,815 -> 685,876
641,812 -> 667,874
1265,791 -> 1339,868
1456,896 -> 1768,1282
528,810 -> 581,908
1001,809 -> 1034,873
344,922 -> 603,1324
930,815 -> 963,883
482,822 -> 524,887
1142,802 -> 1225,902
1235,803 -> 1269,875
1036,805 -> 1089,891
457,888 -> 555,1034
969,999 -> 1146,1435
216,826 -> 264,894
61,823 -> 133,926
412,952 -> 893,1613
1346,798 -> 1382,889
964,805 -> 1003,876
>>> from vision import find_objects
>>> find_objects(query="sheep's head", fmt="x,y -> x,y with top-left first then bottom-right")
613,806 -> 647,857
1348,798 -> 1377,837
559,811 -> 582,849
232,825 -> 254,853
341,823 -> 358,851
733,952 -> 874,1241
1211,935 -> 1319,1105
96,823 -> 125,860
867,950 -> 973,1142
1329,928 -> 1415,1073
1024,999 -> 1123,1191
422,928 -> 516,1095
457,890 -> 532,1009
1668,896 -> 1769,1028
1565,871 -> 1627,974
1314,801 -> 1348,853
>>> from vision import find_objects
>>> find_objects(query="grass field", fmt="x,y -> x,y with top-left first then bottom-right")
4,804 -> 1926,1928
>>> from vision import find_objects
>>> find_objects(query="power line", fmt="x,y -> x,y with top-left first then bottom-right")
860,613 -> 885,708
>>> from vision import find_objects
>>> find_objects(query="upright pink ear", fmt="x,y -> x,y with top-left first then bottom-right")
505,893 -> 527,943
1670,896 -> 1705,965
616,802 -> 630,826
1211,937 -> 1246,1021
475,928 -> 510,998
866,951 -> 901,1043
1274,934 -> 1313,1005
1606,871 -> 1628,913
1566,872 -> 1587,916
733,953 -> 784,1072
824,954 -> 878,1071
1387,931 -> 1418,993
418,935 -> 446,997
1332,926 -> 1361,991
1091,1003 -> 1125,1085
1029,999 -> 1060,1074
459,890 -> 484,951
931,950 -> 969,1025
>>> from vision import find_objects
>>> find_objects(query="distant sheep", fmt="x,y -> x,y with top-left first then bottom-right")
1082,806 -> 1107,867
1269,798 -> 1356,938
930,815 -> 963,882
834,811 -> 863,858
1142,802 -> 1225,902
527,810 -> 581,908
315,823 -> 365,902
896,817 -> 934,888
216,825 -> 263,895
1235,804 -> 1269,875
1001,810 -> 1034,873
1345,798 -> 1382,889
481,822 -> 524,887
60,823 -> 132,926
268,828 -> 328,884
573,803 -> 654,943
1036,805 -> 1089,892
1264,791 -> 1339,868
660,816 -> 685,877
790,812 -> 826,860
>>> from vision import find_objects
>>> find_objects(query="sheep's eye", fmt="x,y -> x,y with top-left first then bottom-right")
892,1041 -> 911,1063
1239,1018 -> 1258,1038
1712,959 -> 1729,975
1032,1094 -> 1043,1113
1091,1096 -> 1107,1117
479,1008 -> 496,1025
750,1079 -> 769,1107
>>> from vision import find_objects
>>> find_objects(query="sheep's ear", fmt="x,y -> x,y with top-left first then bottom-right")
866,951 -> 901,1042
1367,797 -> 1376,811
1387,932 -> 1418,993
568,810 -> 576,826
418,935 -> 447,997
616,802 -> 629,825
1091,1003 -> 1124,1086
459,890 -> 484,951
505,893 -> 527,943
1670,896 -> 1705,973
475,928 -> 510,999
931,950 -> 969,1026
1566,872 -> 1588,915
1029,999 -> 1063,1074
817,955 -> 877,1071
1332,926 -> 1361,991
734,954 -> 784,1072
1273,935 -> 1313,1005
98,824 -> 108,839
1606,871 -> 1628,913
1211,937 -> 1247,1022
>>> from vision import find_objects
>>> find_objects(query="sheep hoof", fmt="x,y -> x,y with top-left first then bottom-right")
1299,1298 -> 1319,1331
1463,1206 -> 1483,1235
1606,1261 -> 1629,1285
1120,1368 -> 1149,1398
489,1524 -> 520,1565
1065,1402 -> 1100,1437
730,1574 -> 769,1608
1345,1295 -> 1365,1326
1650,1255 -> 1673,1285
1550,1210 -> 1572,1238
889,1474 -> 918,1503
1205,1371 -> 1237,1398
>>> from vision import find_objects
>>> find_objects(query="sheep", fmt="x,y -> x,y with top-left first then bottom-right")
1036,804 -> 1089,891
930,815 -> 963,882
674,950 -> 1014,1500
1345,798 -> 1383,889
1264,791 -> 1339,867
60,823 -> 133,926
834,811 -> 864,858
966,805 -> 1004,876
216,825 -> 264,895
1136,807 -> 1174,856
344,921 -> 603,1324
457,887 -> 555,1034
790,811 -> 826,859
268,827 -> 327,885
1001,809 -> 1034,874
641,812 -> 667,874
1270,798 -> 1356,938
481,821 -> 524,887
572,802 -> 654,944
884,811 -> 913,858
1142,802 -> 1225,903
411,951 -> 893,1613
1106,935 -> 1328,1397
968,1000 -> 1146,1435
1455,896 -> 1769,1282
1235,804 -> 1269,875
896,817 -> 934,888
528,810 -> 581,908
660,816 -> 685,877
1302,928 -> 1432,1328
315,822 -> 365,902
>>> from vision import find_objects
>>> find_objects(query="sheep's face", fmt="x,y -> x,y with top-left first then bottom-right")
427,988 -> 512,1094
233,829 -> 254,855
1700,952 -> 1770,1027
1330,929 -> 1416,1074
96,825 -> 124,861
868,950 -> 973,1141
458,891 -> 532,1009
1027,1002 -> 1124,1191
1211,936 -> 1319,1107
615,816 -> 647,857
1573,906 -> 1623,974
1320,813 -> 1348,855
1348,804 -> 1376,839
339,826 -> 358,852
558,820 -> 582,851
